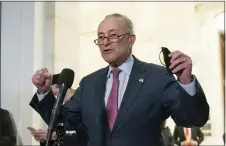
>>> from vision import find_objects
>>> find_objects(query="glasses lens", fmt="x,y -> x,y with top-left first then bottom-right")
109,37 -> 118,42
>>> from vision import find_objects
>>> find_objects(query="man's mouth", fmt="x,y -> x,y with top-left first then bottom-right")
103,49 -> 114,54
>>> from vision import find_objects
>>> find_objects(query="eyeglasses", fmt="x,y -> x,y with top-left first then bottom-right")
94,33 -> 130,45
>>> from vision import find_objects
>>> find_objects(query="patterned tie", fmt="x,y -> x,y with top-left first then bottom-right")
106,68 -> 121,130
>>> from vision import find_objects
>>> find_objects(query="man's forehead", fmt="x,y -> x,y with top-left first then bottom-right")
98,17 -> 126,33
98,29 -> 120,35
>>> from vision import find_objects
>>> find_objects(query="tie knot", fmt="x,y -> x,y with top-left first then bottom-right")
112,68 -> 121,78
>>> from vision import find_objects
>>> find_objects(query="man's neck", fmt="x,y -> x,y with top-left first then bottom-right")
109,54 -> 131,68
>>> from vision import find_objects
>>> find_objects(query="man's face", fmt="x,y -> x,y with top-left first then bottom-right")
97,17 -> 136,66
51,84 -> 60,97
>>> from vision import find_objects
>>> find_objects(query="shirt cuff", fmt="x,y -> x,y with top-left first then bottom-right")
36,90 -> 51,102
178,76 -> 196,96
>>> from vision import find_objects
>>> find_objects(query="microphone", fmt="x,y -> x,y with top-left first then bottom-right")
45,68 -> 74,146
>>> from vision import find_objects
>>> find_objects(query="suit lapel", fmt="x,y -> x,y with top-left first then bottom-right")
111,57 -> 147,133
94,66 -> 109,110
91,66 -> 111,137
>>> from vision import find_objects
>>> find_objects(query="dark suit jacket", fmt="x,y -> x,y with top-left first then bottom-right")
30,93 -> 56,125
0,108 -> 16,146
30,57 -> 209,146
173,126 -> 204,146
29,94 -> 63,146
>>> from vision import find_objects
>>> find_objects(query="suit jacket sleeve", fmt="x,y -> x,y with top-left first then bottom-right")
161,71 -> 209,127
0,110 -> 17,146
63,78 -> 84,131
29,91 -> 56,124
196,128 -> 204,145
173,126 -> 180,146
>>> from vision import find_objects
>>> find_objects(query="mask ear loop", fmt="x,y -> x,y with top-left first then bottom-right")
159,50 -> 165,66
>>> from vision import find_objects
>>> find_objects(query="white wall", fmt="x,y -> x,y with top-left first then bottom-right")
1,2 -> 55,145
54,3 -> 81,88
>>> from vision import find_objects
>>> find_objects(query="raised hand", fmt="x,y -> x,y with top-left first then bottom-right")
32,68 -> 52,94
169,50 -> 193,84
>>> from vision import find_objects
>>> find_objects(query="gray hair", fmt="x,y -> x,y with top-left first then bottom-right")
105,13 -> 134,34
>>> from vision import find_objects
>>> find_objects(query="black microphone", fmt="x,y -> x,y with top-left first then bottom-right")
45,68 -> 74,146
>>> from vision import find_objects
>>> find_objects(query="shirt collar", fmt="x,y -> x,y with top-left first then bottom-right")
107,55 -> 134,78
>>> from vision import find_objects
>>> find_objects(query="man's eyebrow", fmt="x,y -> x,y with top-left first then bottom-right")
98,32 -> 104,35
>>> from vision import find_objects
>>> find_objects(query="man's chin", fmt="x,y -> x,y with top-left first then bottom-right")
105,59 -> 114,64
102,55 -> 115,63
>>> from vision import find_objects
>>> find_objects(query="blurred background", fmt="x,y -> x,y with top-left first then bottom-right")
0,1 -> 225,145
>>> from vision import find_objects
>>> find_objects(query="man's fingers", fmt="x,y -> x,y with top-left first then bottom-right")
169,50 -> 188,64
32,129 -> 47,141
43,71 -> 51,79
32,68 -> 52,93
41,68 -> 48,72
169,50 -> 180,57
169,50 -> 180,59
32,69 -> 46,84
35,134 -> 46,137
35,131 -> 46,134
36,70 -> 43,76
169,57 -> 186,69
172,60 -> 192,73
35,68 -> 49,79
32,76 -> 39,84
170,53 -> 183,63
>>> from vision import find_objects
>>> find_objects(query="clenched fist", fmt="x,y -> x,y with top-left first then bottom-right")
32,68 -> 52,94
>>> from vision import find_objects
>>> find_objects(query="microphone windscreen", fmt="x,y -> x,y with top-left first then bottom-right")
52,73 -> 60,85
58,68 -> 74,87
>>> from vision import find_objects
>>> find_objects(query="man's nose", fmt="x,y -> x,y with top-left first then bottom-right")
103,37 -> 110,46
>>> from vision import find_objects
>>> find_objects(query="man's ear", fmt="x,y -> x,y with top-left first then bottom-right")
128,34 -> 136,48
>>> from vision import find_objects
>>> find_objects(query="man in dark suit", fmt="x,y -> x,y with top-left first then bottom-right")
31,13 -> 209,146
173,126 -> 204,146
30,73 -> 61,124
29,74 -> 74,146
0,108 -> 16,146
30,73 -> 74,123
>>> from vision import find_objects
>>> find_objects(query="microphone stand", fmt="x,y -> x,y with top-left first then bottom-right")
54,106 -> 65,146
45,84 -> 67,146
45,106 -> 65,146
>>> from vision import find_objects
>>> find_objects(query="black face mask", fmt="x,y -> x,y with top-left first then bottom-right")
159,47 -> 182,75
